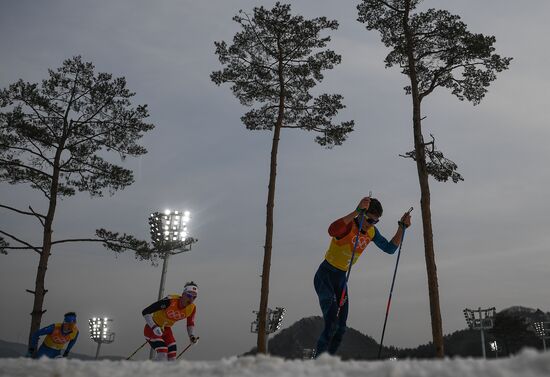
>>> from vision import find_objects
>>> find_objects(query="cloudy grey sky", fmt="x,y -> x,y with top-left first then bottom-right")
1,0 -> 549,360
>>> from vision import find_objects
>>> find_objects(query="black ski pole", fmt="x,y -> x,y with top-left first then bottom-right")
126,341 -> 148,360
336,193 -> 374,319
176,337 -> 200,359
336,209 -> 366,318
377,207 -> 413,359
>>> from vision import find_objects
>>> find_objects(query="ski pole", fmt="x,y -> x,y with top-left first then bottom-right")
377,207 -> 413,359
336,208 -> 366,318
176,337 -> 200,359
126,341 -> 148,360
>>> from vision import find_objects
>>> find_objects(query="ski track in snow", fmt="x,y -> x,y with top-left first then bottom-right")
1,349 -> 549,377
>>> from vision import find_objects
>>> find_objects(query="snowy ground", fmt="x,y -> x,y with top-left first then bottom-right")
1,350 -> 549,377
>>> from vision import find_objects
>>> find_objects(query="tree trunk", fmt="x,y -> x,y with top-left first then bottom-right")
403,0 -> 444,358
257,41 -> 285,354
27,148 -> 63,350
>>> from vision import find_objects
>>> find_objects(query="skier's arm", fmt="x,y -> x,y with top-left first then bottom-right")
375,211 -> 411,251
388,211 -> 412,247
373,228 -> 399,254
328,218 -> 353,238
29,324 -> 55,351
187,307 -> 198,342
63,331 -> 79,357
329,197 -> 372,238
142,298 -> 170,328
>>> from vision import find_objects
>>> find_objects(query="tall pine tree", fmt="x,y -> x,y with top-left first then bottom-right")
357,0 -> 511,357
212,3 -> 354,353
0,56 -> 161,349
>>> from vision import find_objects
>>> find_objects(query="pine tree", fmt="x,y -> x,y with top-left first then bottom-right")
0,56 -> 163,349
357,0 -> 511,357
212,3 -> 354,353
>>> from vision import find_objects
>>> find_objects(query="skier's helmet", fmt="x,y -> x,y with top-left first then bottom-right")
64,312 -> 77,323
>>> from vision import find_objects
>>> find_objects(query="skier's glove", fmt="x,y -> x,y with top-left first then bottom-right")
152,326 -> 163,337
189,335 -> 198,344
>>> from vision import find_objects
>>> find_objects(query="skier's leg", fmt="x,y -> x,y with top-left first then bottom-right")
35,344 -> 61,359
144,324 -> 167,361
314,265 -> 337,356
154,350 -> 168,361
164,328 -> 177,361
328,294 -> 348,355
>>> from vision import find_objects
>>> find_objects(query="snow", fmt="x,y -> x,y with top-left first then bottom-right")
1,350 -> 550,377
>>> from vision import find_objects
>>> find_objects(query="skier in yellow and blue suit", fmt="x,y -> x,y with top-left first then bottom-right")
27,312 -> 79,358
314,197 -> 411,356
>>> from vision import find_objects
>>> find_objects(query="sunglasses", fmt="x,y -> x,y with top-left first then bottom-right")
64,317 -> 77,324
366,217 -> 379,225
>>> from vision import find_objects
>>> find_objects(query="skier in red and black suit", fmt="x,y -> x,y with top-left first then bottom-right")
142,281 -> 199,361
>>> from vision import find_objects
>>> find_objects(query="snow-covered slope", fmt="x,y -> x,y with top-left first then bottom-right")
1,350 -> 549,377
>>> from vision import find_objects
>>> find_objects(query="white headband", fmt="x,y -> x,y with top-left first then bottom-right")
183,285 -> 198,295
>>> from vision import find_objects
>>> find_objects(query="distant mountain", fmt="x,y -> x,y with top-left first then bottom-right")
247,306 -> 549,359
0,339 -> 25,358
0,339 -> 122,360
500,306 -> 549,323
245,316 -> 397,360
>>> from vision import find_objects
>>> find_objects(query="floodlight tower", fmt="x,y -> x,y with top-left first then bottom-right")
533,321 -> 549,351
463,307 -> 496,359
149,210 -> 196,301
251,307 -> 286,353
268,307 -> 286,333
302,348 -> 316,359
89,317 -> 115,359
148,209 -> 196,359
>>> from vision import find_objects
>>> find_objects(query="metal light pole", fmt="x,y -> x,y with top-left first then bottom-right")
533,321 -> 549,351
464,307 -> 496,359
251,307 -> 286,354
148,209 -> 196,359
89,317 -> 115,360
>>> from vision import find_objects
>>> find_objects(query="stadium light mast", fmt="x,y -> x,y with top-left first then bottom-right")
463,307 -> 496,359
251,307 -> 286,354
149,210 -> 196,301
533,321 -> 549,351
148,209 -> 197,359
89,317 -> 115,359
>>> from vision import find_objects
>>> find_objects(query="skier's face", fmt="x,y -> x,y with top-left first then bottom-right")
62,321 -> 75,332
363,213 -> 380,229
181,292 -> 197,307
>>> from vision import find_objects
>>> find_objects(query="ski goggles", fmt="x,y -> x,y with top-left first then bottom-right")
184,292 -> 197,301
366,216 -> 379,225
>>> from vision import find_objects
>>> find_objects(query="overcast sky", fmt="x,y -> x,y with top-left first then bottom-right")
1,0 -> 549,360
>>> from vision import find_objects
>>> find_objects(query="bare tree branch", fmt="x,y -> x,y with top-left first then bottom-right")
0,230 -> 41,254
0,203 -> 45,219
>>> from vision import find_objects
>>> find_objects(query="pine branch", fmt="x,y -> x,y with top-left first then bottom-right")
0,230 -> 42,254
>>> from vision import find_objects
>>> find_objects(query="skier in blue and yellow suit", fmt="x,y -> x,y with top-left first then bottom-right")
27,312 -> 79,358
314,197 -> 411,356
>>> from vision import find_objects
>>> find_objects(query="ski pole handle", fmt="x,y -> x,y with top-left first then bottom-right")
176,337 -> 200,359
